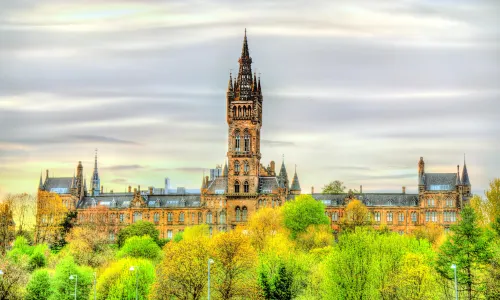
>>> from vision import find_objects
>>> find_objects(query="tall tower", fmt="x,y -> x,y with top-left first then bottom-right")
226,30 -> 263,194
91,149 -> 101,196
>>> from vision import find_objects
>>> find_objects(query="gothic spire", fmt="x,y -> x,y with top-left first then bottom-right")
241,28 -> 249,58
278,155 -> 289,189
38,171 -> 43,190
228,72 -> 233,92
91,149 -> 101,196
462,155 -> 471,186
290,165 -> 301,192
236,29 -> 253,101
456,165 -> 461,185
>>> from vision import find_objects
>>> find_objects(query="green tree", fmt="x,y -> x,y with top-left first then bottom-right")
339,199 -> 371,231
436,206 -> 493,300
117,221 -> 160,247
50,256 -> 93,300
51,211 -> 77,252
282,195 -> 329,239
117,235 -> 161,260
322,180 -> 346,194
95,257 -> 155,300
0,256 -> 29,300
25,269 -> 52,300
259,262 -> 293,300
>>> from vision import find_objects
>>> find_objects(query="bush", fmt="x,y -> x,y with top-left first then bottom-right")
50,256 -> 93,300
117,235 -> 161,260
25,269 -> 52,300
117,221 -> 160,248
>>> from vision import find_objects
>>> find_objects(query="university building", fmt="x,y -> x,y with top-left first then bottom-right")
35,32 -> 471,242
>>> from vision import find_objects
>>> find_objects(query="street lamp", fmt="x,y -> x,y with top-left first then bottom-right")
208,258 -> 214,300
93,272 -> 97,300
69,274 -> 78,300
451,264 -> 458,300
129,266 -> 138,300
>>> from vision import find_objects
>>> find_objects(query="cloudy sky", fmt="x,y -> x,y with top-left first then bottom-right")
0,0 -> 498,197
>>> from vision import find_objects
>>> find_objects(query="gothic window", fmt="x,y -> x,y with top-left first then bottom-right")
154,213 -> 159,223
244,181 -> 249,193
244,161 -> 249,174
243,106 -> 247,117
242,206 -> 248,221
207,212 -> 213,224
234,181 -> 240,193
446,198 -> 454,207
232,106 -> 236,118
238,106 -> 242,117
191,213 -> 195,224
411,212 -> 417,223
427,198 -> 435,207
258,199 -> 263,207
219,211 -> 226,224
198,212 -> 202,224
387,212 -> 393,222
236,207 -> 241,222
167,230 -> 173,239
167,212 -> 173,222
234,161 -> 240,174
332,211 -> 339,222
179,212 -> 185,222
109,232 -> 115,241
244,132 -> 250,151
235,131 -> 240,151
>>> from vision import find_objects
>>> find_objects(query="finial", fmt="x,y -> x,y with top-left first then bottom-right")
282,154 -> 284,162
464,153 -> 466,165
244,28 -> 247,37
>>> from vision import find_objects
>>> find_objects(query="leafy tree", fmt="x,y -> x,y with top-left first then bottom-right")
436,206 -> 493,300
50,256 -> 93,300
339,199 -> 371,231
282,195 -> 329,239
0,200 -> 15,255
66,225 -> 114,268
0,256 -> 29,299
247,207 -> 284,252
95,257 -> 155,300
211,230 -> 258,299
51,210 -> 77,252
322,180 -> 346,194
151,227 -> 210,300
485,178 -> 500,224
117,221 -> 160,247
25,269 -> 52,300
296,224 -> 332,251
117,235 -> 161,260
412,222 -> 444,247
259,262 -> 293,300
485,241 -> 500,300
28,244 -> 48,270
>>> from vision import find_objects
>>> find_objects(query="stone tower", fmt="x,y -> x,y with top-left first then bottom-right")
226,30 -> 263,195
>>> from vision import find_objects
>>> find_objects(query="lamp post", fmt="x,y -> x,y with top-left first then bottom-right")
451,264 -> 458,300
129,266 -> 138,300
69,274 -> 78,300
93,272 -> 97,300
208,258 -> 214,300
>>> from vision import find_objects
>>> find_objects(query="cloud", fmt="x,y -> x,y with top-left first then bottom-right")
103,165 -> 145,171
152,167 -> 207,173
261,140 -> 295,147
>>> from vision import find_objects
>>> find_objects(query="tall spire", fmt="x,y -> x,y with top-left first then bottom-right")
223,160 -> 228,177
91,149 -> 101,196
290,165 -> 301,193
278,155 -> 289,189
241,28 -> 249,58
228,71 -> 233,92
38,171 -> 43,190
236,29 -> 253,101
462,155 -> 470,186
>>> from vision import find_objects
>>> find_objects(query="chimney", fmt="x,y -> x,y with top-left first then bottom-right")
149,186 -> 153,195
46,169 -> 49,179
311,186 -> 314,194
270,161 -> 275,174
101,185 -> 103,194
128,185 -> 131,193
110,190 -> 113,194
360,185 -> 363,194
402,186 -> 406,194
134,188 -> 137,193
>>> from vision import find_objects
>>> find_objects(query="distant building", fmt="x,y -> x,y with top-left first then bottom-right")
36,31 -> 471,242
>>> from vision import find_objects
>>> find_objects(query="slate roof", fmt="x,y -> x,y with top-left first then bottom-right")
259,177 -> 279,193
303,193 -> 420,207
462,164 -> 471,186
77,194 -> 202,209
43,177 -> 73,193
290,172 -> 301,191
423,173 -> 458,190
207,177 -> 228,194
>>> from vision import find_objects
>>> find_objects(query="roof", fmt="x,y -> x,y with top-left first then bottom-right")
207,177 -> 228,194
259,177 -> 279,194
307,193 -> 420,207
78,194 -> 202,209
290,171 -> 301,191
423,173 -> 458,191
462,164 -> 471,186
43,177 -> 73,194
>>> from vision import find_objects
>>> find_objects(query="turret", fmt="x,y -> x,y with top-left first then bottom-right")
418,157 -> 425,193
290,165 -> 301,195
278,156 -> 289,191
462,156 -> 471,196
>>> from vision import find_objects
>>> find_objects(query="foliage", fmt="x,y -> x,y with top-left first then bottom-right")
210,230 -> 258,299
28,244 -> 48,270
25,269 -> 52,300
247,207 -> 284,252
117,235 -> 161,260
485,178 -> 500,224
322,180 -> 346,194
282,195 -> 329,239
0,200 -> 15,255
296,224 -> 332,251
95,257 -> 155,300
117,221 -> 160,248
7,193 -> 37,233
412,222 -> 445,247
7,236 -> 48,271
436,206 -> 493,300
259,262 -> 294,300
50,255 -> 93,300
34,191 -> 68,245
51,210 -> 78,252
66,225 -> 114,268
0,256 -> 29,300
340,199 -> 371,231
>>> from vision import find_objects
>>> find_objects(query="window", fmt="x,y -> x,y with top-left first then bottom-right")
432,211 -> 437,222
332,212 -> 339,222
258,199 -> 263,207
119,214 -> 124,223
209,227 -> 213,236
234,161 -> 240,174
109,232 -> 115,241
244,132 -> 250,151
244,161 -> 249,174
167,212 -> 173,222
133,212 -> 142,223
374,212 -> 381,222
232,106 -> 236,118
242,207 -> 248,221
191,213 -> 195,224
155,200 -> 160,208
411,212 -> 417,223
244,181 -> 249,193
450,211 -> 456,222
154,212 -> 159,223
234,181 -> 240,193
446,198 -> 454,207
235,132 -> 240,151
179,212 -> 185,222
219,211 -> 226,224
427,198 -> 435,207
387,212 -> 393,222
236,207 -> 241,222
167,230 -> 173,239
426,211 -> 437,222
207,212 -> 213,224
198,212 -> 202,224
398,213 -> 404,223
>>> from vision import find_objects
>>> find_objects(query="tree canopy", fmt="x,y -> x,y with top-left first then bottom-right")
282,195 -> 329,239
322,180 -> 346,194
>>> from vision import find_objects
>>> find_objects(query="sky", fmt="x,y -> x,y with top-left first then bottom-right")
0,0 -> 499,198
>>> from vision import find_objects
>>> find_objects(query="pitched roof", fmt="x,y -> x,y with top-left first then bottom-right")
207,177 -> 228,194
290,170 -> 301,191
259,177 -> 279,194
43,177 -> 73,194
78,194 -> 202,209
424,173 -> 458,190
462,163 -> 471,186
308,193 -> 419,207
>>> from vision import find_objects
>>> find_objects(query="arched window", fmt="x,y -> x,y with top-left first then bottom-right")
234,180 -> 240,193
242,206 -> 248,221
258,199 -> 263,207
244,161 -> 249,174
234,161 -> 240,174
243,106 -> 247,117
235,131 -> 240,151
167,212 -> 173,222
198,212 -> 202,224
179,212 -> 185,222
133,212 -> 142,223
154,213 -> 159,223
219,211 -> 226,224
244,181 -> 249,193
244,132 -> 250,151
235,207 -> 241,222
232,106 -> 236,118
207,212 -> 213,224
238,106 -> 242,117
